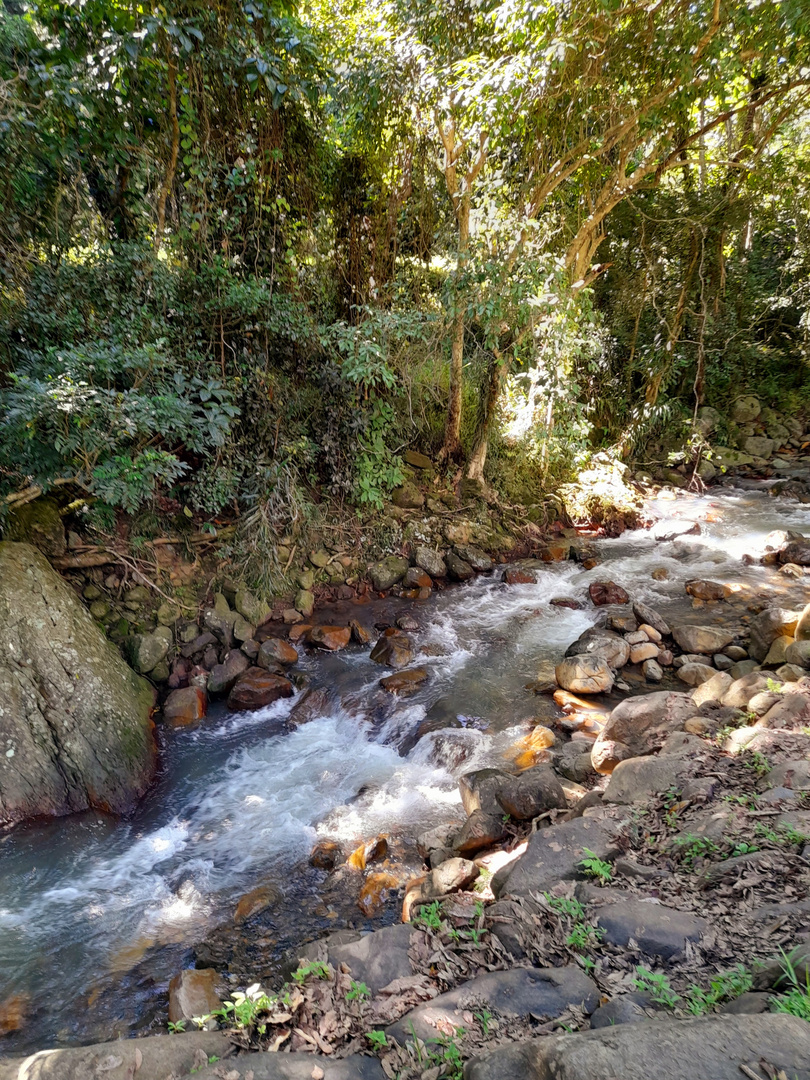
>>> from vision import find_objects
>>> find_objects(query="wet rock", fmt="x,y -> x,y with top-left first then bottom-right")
455,544 -> 493,572
686,579 -> 727,600
402,566 -> 432,589
163,686 -> 207,728
603,756 -> 692,805
495,765 -> 568,820
227,670 -> 294,711
446,551 -> 474,580
779,541 -> 810,567
0,543 -> 156,826
168,969 -> 222,1025
556,655 -> 615,694
349,619 -> 371,645
677,662 -> 717,687
259,637 -> 299,666
452,810 -> 508,855
493,816 -> 622,898
589,581 -> 630,605
632,601 -> 670,636
610,614 -> 639,632
465,1014 -> 810,1080
595,899 -> 706,958
671,625 -> 734,654
413,546 -> 447,578
370,629 -> 413,669
357,872 -> 399,917
387,965 -> 598,1045
380,667 -> 428,695
207,649 -> 250,694
651,519 -> 701,541
565,627 -> 630,669
309,625 -> 351,651
749,606 -> 801,660
504,567 -> 536,584
459,768 -> 511,815
396,614 -> 420,632
309,839 -> 341,869
417,822 -> 462,859
287,686 -> 330,727
234,883 -> 281,924
591,691 -> 695,773
369,556 -> 410,592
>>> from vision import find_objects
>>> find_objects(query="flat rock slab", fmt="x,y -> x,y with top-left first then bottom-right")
327,923 -> 414,994
492,816 -> 622,899
603,755 -> 693,805
193,1054 -> 383,1079
387,965 -> 598,1044
464,1014 -> 810,1080
594,899 -> 707,959
0,1032 -> 234,1080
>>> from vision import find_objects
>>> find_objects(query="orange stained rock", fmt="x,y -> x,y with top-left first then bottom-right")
357,872 -> 400,917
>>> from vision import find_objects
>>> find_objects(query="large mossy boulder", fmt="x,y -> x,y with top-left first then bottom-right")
0,542 -> 157,826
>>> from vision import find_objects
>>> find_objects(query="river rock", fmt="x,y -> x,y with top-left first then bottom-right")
0,542 -> 156,826
259,637 -> 298,666
676,662 -> 717,686
589,581 -> 629,605
493,816 -> 622,898
632,601 -> 670,636
750,606 -> 802,660
595,899 -> 707,958
603,755 -> 693,805
713,446 -> 754,468
785,639 -> 810,667
357,872 -> 399,916
413,545 -> 447,578
629,642 -> 659,664
380,667 -> 428,694
504,567 -> 536,584
294,589 -> 315,617
556,655 -> 615,694
392,481 -> 424,509
671,625 -> 733,654
446,551 -> 474,580
779,541 -> 810,566
402,566 -> 432,589
0,1032 -> 237,1080
685,579 -> 726,600
207,649 -> 250,694
124,631 -> 170,675
309,625 -> 351,651
369,556 -> 410,591
591,691 -> 695,773
459,768 -> 512,815
691,671 -> 733,706
763,634 -> 794,665
167,968 -> 222,1026
495,765 -> 568,820
652,519 -> 701,542
465,1014 -> 810,1080
234,588 -> 270,627
455,544 -> 493,572
452,810 -> 508,855
566,627 -> 630,669
369,630 -> 413,669
387,965 -> 598,1046
795,601 -> 810,640
642,659 -> 663,682
227,669 -> 294,711
744,435 -> 775,458
730,394 -> 761,422
234,883 -> 281,924
163,686 -> 207,728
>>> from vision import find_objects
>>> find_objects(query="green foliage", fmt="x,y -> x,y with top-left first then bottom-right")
291,961 -> 330,984
683,965 -> 754,1015
346,980 -> 370,1001
672,834 -> 720,867
366,1030 -> 389,1051
744,751 -> 772,778
632,967 -> 680,1009
579,848 -> 612,884
212,983 -> 277,1029
413,901 -> 444,932
770,951 -> 810,1022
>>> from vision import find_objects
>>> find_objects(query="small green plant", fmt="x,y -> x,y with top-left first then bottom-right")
566,922 -> 604,950
579,848 -> 612,884
766,677 -> 783,693
428,1028 -> 465,1080
731,840 -> 760,857
632,966 -> 680,1008
474,1009 -> 493,1037
722,793 -> 759,809
683,964 -> 754,1014
744,750 -> 772,777
414,901 -> 444,932
212,983 -> 277,1031
673,833 -> 720,866
545,893 -> 603,953
346,980 -> 370,1001
167,1020 -> 186,1033
291,961 -> 330,984
770,950 -> 810,1021
473,868 -> 493,894
366,1030 -> 389,1051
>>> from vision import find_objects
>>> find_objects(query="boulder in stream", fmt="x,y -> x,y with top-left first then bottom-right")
556,655 -> 615,694
0,542 -> 156,826
590,691 -> 695,773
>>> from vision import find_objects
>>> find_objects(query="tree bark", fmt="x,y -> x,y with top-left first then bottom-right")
466,353 -> 504,483
155,42 -> 179,253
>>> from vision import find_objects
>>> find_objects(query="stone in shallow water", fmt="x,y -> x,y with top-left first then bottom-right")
588,581 -> 629,605
556,655 -> 615,694
227,669 -> 293,711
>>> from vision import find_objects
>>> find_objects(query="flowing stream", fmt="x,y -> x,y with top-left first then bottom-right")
2,483 -> 810,1052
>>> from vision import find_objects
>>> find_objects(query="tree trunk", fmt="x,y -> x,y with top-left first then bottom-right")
466,353 -> 504,483
155,42 -> 179,252
444,196 -> 470,463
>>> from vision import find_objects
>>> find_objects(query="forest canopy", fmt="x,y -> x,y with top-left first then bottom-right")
1,0 -> 810,545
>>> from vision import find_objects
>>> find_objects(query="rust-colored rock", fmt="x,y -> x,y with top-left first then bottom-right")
0,993 -> 28,1036
288,623 -> 312,642
163,686 -> 207,728
350,619 -> 370,645
234,884 -> 281,924
540,542 -> 572,562
309,839 -> 341,869
403,567 -> 433,589
504,568 -> 535,585
347,834 -> 389,870
550,597 -> 586,609
258,637 -> 298,665
168,969 -> 221,1025
370,630 -> 413,669
588,581 -> 629,606
380,668 -> 429,695
227,669 -> 294,711
309,625 -> 352,651
357,872 -> 400,917
686,579 -> 728,601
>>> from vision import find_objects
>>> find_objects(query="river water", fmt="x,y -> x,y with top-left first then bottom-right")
2,484 -> 810,1051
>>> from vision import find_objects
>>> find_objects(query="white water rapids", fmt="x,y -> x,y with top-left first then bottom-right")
1,483 -> 810,1048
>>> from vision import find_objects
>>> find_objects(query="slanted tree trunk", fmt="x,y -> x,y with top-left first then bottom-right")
466,353 -> 504,484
